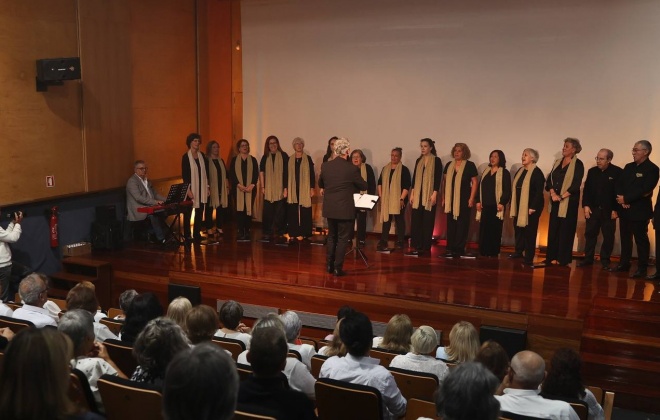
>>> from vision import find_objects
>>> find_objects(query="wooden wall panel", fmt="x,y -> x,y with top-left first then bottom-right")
78,0 -> 134,191
0,0 -> 84,204
130,0 -> 198,181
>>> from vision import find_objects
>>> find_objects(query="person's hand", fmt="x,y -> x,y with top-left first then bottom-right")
283,188 -> 288,198
319,188 -> 324,197
616,194 -> 625,205
14,212 -> 23,224
612,211 -> 618,219
246,184 -> 255,192
237,323 -> 251,334
468,198 -> 475,208
0,327 -> 15,341
409,190 -> 414,203
584,206 -> 592,219
622,204 -> 630,209
476,203 -> 482,212
310,189 -> 315,198
187,190 -> 194,200
529,209 -> 536,215
497,204 -> 504,212
96,342 -> 111,361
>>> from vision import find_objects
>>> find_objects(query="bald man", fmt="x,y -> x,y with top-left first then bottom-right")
495,351 -> 579,420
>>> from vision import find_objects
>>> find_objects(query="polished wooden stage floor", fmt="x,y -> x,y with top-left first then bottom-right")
92,229 -> 660,412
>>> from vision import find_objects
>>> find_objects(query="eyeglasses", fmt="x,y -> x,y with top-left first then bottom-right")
594,157 -> 607,161
632,148 -> 646,152
136,167 -> 147,171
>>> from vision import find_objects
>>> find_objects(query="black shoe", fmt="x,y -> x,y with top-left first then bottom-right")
577,260 -> 593,267
645,272 -> 660,280
333,268 -> 346,277
327,263 -> 334,274
508,253 -> 523,259
609,264 -> 631,272
376,242 -> 388,251
521,261 -> 535,268
630,269 -> 647,278
441,251 -> 454,258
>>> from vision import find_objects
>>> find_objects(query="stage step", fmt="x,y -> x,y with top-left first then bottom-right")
49,257 -> 112,309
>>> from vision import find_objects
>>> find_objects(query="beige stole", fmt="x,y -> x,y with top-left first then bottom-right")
380,163 -> 403,222
287,153 -> 312,208
208,158 -> 228,208
234,156 -> 254,216
412,155 -> 436,211
187,150 -> 208,207
549,158 -> 577,218
510,164 -> 536,227
264,152 -> 284,203
476,167 -> 504,221
443,160 -> 466,219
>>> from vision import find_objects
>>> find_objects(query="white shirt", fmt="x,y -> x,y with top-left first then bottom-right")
495,388 -> 580,420
0,222 -> 21,267
214,329 -> 251,350
43,300 -> 63,323
320,354 -> 407,420
288,342 -> 316,370
582,388 -> 605,420
13,304 -> 58,328
94,322 -> 118,342
0,301 -> 14,317
72,357 -> 118,411
389,352 -> 448,381
237,351 -> 316,399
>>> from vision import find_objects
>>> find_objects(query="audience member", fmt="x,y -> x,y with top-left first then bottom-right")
66,283 -> 117,341
120,292 -> 163,345
0,327 -> 14,351
72,281 -> 107,322
58,309 -> 127,411
390,325 -> 448,381
13,273 -> 57,328
163,342 -> 239,420
185,304 -> 219,344
541,348 -> 604,420
475,340 -> 510,394
436,321 -> 479,363
166,296 -> 193,330
434,362 -> 500,420
320,311 -> 407,420
237,325 -> 317,419
318,320 -> 346,357
0,328 -> 103,420
215,300 -> 252,349
115,289 -> 138,320
495,350 -> 579,420
323,305 -> 355,341
280,310 -> 316,370
131,317 -> 190,389
0,299 -> 13,317
372,313 -> 413,353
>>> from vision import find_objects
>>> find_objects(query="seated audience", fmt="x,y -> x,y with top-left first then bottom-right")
215,300 -> 252,349
237,324 -> 317,419
185,304 -> 219,345
318,320 -> 346,357
495,350 -> 579,420
163,342 -> 239,420
120,292 -> 163,345
0,299 -> 13,316
131,317 -> 190,389
323,305 -> 355,341
238,314 -> 316,400
66,283 -> 117,341
434,362 -> 500,420
475,340 -> 509,393
0,328 -> 103,420
166,296 -> 193,330
0,327 -> 14,351
541,348 -> 604,420
58,309 -> 127,411
372,313 -> 413,353
72,281 -> 107,322
114,289 -> 138,320
320,311 -> 407,420
436,321 -> 479,363
12,273 -> 57,328
280,310 -> 316,370
390,325 -> 448,380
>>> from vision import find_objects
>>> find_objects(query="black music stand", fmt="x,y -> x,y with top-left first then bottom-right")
164,183 -> 189,205
162,183 -> 190,246
346,194 -> 379,268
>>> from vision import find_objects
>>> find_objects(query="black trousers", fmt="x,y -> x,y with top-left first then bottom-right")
381,213 -> 405,244
410,206 -> 437,251
262,199 -> 286,236
546,202 -> 579,265
327,218 -> 353,269
236,210 -> 252,235
204,205 -> 226,231
513,212 -> 540,264
353,209 -> 368,242
446,209 -> 470,255
619,218 -> 650,269
287,204 -> 313,238
478,205 -> 503,256
183,203 -> 205,238
583,207 -> 615,263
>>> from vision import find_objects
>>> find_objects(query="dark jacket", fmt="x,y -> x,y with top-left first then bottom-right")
319,157 -> 368,220
582,164 -> 622,213
616,159 -> 659,221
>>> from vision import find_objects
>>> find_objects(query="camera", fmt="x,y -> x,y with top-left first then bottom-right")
4,211 -> 24,220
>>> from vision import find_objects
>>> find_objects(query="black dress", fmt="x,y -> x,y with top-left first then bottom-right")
476,168 -> 512,256
287,155 -> 315,238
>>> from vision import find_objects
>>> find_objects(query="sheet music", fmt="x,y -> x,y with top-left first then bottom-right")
354,193 -> 379,210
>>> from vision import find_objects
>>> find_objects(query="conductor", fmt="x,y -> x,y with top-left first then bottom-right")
319,138 -> 368,276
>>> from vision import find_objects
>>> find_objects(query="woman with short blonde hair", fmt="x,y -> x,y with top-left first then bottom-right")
436,321 -> 480,363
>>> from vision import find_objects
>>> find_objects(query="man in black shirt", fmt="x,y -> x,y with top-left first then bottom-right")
578,149 -> 622,269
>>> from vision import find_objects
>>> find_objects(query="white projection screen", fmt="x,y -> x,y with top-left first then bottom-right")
242,0 -> 660,251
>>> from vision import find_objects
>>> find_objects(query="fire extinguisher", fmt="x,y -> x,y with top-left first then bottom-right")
50,206 -> 59,248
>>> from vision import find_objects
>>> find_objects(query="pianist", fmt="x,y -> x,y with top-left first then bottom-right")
126,160 -> 167,244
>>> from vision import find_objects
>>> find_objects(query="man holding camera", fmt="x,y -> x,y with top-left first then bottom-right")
0,211 -> 22,302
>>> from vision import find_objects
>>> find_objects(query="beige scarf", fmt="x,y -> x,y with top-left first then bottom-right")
412,155 -> 436,211
187,150 -> 208,207
380,162 -> 403,222
510,164 -> 536,227
549,157 -> 577,218
444,160 -> 466,219
234,156 -> 254,216
208,158 -> 228,208
264,152 -> 285,203
359,164 -> 368,194
476,167 -> 504,221
287,153 -> 312,208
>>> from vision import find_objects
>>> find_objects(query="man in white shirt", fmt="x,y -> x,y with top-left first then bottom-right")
320,311 -> 407,420
495,350 -> 579,420
126,160 -> 167,243
0,210 -> 22,302
0,300 -> 13,317
13,273 -> 57,328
